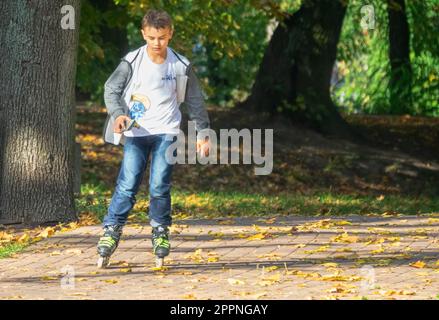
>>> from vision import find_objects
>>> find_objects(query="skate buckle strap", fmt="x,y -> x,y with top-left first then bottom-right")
98,236 -> 117,247
154,237 -> 170,248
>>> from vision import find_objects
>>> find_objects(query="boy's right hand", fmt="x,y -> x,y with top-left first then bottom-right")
114,115 -> 131,133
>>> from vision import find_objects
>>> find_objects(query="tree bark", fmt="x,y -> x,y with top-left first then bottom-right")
387,0 -> 412,114
0,0 -> 80,224
241,0 -> 356,138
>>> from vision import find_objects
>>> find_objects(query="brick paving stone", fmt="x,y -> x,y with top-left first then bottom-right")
1,215 -> 439,299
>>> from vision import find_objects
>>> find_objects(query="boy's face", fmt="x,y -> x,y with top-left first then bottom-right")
141,26 -> 173,55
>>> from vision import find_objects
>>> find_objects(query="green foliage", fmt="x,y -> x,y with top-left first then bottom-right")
112,0 -> 277,107
334,0 -> 391,114
75,184 -> 439,221
195,6 -> 272,107
333,0 -> 439,115
113,0 -> 259,61
76,0 -> 130,102
76,0 -> 438,114
408,0 -> 439,115
0,243 -> 28,259
77,0 -> 298,106
75,183 -> 111,221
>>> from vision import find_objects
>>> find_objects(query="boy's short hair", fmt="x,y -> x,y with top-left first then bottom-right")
141,9 -> 173,30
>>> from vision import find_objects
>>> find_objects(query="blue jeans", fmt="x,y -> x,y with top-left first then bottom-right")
103,134 -> 177,228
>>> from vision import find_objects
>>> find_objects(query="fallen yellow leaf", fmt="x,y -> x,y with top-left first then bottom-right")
322,263 -> 339,268
410,261 -> 426,269
150,266 -> 168,272
304,245 -> 330,254
264,266 -> 279,272
427,218 -> 439,225
401,290 -> 416,295
258,272 -> 282,286
207,256 -> 219,263
208,231 -> 224,238
246,233 -> 267,241
0,232 -> 14,242
17,233 -> 30,243
37,227 -> 55,238
321,273 -> 362,282
327,284 -> 356,294
370,246 -> 385,254
331,233 -> 358,243
103,279 -> 119,284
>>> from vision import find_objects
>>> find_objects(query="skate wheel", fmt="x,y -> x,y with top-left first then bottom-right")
97,256 -> 109,269
155,257 -> 164,268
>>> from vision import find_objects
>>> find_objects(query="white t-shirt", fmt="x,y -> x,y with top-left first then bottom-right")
123,46 -> 181,137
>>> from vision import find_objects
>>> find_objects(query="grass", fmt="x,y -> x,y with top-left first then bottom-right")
0,243 -> 28,259
75,183 -> 439,223
172,190 -> 439,217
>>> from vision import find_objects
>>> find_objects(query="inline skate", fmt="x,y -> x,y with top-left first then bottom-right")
96,225 -> 123,268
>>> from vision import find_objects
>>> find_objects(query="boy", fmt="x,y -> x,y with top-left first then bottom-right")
97,9 -> 210,268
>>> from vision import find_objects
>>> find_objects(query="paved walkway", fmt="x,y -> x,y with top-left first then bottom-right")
1,215 -> 438,300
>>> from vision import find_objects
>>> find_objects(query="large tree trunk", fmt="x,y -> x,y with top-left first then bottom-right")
241,0 -> 356,137
387,0 -> 412,114
0,1 -> 80,224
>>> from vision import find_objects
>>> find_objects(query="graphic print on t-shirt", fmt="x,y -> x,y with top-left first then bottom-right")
129,94 -> 151,120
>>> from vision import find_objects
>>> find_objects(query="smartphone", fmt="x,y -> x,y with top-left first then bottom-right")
122,119 -> 139,132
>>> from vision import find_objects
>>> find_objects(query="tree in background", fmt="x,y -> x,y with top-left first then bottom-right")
387,0 -> 412,114
333,0 -> 438,116
0,1 -> 81,224
242,0 -> 355,137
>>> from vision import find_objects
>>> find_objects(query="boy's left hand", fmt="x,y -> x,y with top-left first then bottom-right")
196,138 -> 210,157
